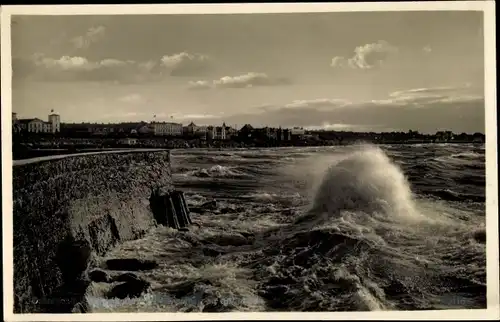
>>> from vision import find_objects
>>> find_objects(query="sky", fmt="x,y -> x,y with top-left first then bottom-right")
10,11 -> 485,133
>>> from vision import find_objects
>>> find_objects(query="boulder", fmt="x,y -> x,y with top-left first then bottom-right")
106,258 -> 158,271
165,279 -> 211,298
107,278 -> 151,299
204,233 -> 250,247
201,200 -> 217,210
56,237 -> 92,284
88,269 -> 110,283
112,272 -> 140,283
202,245 -> 227,257
473,230 -> 486,243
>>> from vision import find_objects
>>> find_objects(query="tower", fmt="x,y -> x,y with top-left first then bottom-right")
48,113 -> 61,133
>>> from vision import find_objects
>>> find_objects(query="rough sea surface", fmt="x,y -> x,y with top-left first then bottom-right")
87,144 -> 486,312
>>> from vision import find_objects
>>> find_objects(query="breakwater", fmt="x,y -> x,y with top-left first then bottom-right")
12,149 -> 173,313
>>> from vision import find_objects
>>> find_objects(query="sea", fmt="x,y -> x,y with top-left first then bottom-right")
87,143 -> 487,312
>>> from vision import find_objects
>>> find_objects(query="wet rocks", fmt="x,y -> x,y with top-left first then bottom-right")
473,230 -> 486,243
71,300 -> 90,313
202,245 -> 227,257
56,237 -> 93,284
203,233 -> 252,247
201,200 -> 217,210
191,200 -> 218,214
88,269 -> 110,283
238,231 -> 255,239
107,275 -> 151,299
165,279 -> 213,298
112,272 -> 140,283
106,258 -> 158,271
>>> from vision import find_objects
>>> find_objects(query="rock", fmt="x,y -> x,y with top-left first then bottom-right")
106,258 -> 158,271
56,237 -> 92,284
201,200 -> 217,210
178,227 -> 189,232
88,269 -> 110,283
112,272 -> 140,283
473,230 -> 486,243
202,299 -> 234,312
71,300 -> 90,313
202,245 -> 227,257
219,207 -> 236,214
107,278 -> 151,299
204,233 -> 250,246
164,279 -> 212,298
239,231 -> 255,239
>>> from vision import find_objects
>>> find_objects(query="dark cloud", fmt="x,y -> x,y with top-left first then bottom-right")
187,90 -> 484,133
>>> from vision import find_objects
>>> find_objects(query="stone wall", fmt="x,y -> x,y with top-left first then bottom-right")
12,149 -> 172,313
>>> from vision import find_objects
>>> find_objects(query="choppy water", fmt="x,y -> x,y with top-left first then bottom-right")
87,144 -> 486,312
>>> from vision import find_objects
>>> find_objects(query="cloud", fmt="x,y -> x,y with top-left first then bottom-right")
331,40 -> 398,69
14,51 -> 213,82
71,26 -> 106,49
14,54 -> 154,83
188,72 -> 291,90
160,52 -> 211,76
214,72 -> 290,88
283,98 -> 351,110
188,80 -> 213,90
172,113 -> 219,120
377,83 -> 480,106
423,45 -> 432,54
196,85 -> 484,133
330,56 -> 347,68
306,123 -> 381,131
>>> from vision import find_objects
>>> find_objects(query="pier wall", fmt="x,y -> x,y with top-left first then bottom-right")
12,150 -> 172,313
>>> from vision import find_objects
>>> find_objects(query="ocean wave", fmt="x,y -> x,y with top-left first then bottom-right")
89,144 -> 486,312
254,145 -> 486,311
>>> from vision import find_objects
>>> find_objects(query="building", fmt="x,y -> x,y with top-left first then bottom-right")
15,113 -> 61,133
290,127 -> 305,136
195,125 -> 208,140
206,126 -> 214,140
48,113 -> 61,133
114,122 -> 148,134
18,118 -> 50,133
264,127 -> 278,140
225,125 -> 238,140
151,122 -> 183,136
183,122 -> 198,136
88,124 -> 115,135
137,124 -> 154,134
211,123 -> 227,140
239,124 -> 254,140
118,138 -> 138,145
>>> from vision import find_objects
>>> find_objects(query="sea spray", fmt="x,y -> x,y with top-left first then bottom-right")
293,145 -> 423,227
